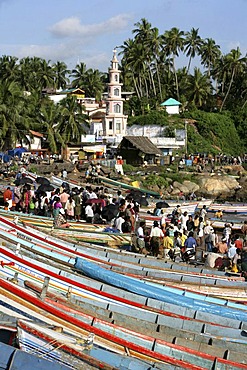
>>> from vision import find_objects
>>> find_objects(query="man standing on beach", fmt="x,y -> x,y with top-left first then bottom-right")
3,186 -> 13,209
216,237 -> 228,255
200,205 -> 207,221
241,221 -> 247,240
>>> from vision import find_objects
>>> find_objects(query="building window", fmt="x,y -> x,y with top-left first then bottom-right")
109,121 -> 113,130
116,121 -> 121,132
114,88 -> 119,96
106,103 -> 109,114
114,103 -> 121,113
115,74 -> 118,82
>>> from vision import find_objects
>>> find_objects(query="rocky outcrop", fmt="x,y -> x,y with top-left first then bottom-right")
170,180 -> 199,196
227,174 -> 247,201
182,180 -> 200,193
197,174 -> 241,198
167,175 -> 241,199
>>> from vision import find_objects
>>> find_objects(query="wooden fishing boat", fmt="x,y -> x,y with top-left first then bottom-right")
0,215 -> 244,284
209,219 -> 243,231
0,293 -> 167,370
0,216 -> 245,291
2,240 -> 247,364
0,209 -> 113,234
0,341 -> 70,370
1,277 -> 247,369
0,210 -> 131,248
24,279 -> 247,361
4,224 -> 246,293
207,203 -> 247,215
2,220 -> 245,318
17,320 -> 98,369
0,278 -> 213,370
17,319 -> 157,370
1,237 -> 247,326
0,210 -> 247,368
2,225 -> 247,307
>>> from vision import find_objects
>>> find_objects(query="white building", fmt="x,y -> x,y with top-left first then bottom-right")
102,50 -> 128,144
127,125 -> 185,155
160,98 -> 181,115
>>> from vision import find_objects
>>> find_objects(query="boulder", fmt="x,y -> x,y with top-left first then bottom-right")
197,175 -> 240,197
172,181 -> 190,195
170,188 -> 181,196
182,180 -> 200,193
222,165 -> 246,175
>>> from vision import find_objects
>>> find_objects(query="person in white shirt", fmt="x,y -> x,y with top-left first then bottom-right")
62,169 -> 67,180
136,221 -> 146,251
200,205 -> 207,221
114,212 -> 125,233
85,204 -> 94,223
180,211 -> 189,231
88,188 -> 97,199
149,221 -> 164,257
228,239 -> 237,261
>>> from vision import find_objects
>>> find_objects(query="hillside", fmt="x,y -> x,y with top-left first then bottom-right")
128,109 -> 244,156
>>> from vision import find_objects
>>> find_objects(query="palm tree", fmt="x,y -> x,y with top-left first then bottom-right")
149,27 -> 163,101
133,19 -> 157,98
58,95 -> 89,143
184,28 -> 203,73
84,69 -> 105,101
18,57 -> 34,91
18,57 -> 45,92
37,59 -> 56,90
186,67 -> 212,108
212,55 -> 228,96
219,47 -> 247,111
199,38 -> 221,78
0,55 -> 19,83
161,27 -> 185,100
36,100 -> 64,153
132,19 -> 166,101
132,18 -> 152,40
176,67 -> 189,100
52,61 -> 70,90
120,39 -> 147,99
119,39 -> 141,98
70,62 -> 87,89
0,80 -> 30,150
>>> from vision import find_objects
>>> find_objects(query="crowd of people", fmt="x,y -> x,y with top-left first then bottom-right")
134,205 -> 247,276
2,173 -> 247,276
2,178 -> 139,231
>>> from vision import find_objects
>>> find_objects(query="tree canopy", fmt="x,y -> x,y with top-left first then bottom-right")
0,18 -> 246,155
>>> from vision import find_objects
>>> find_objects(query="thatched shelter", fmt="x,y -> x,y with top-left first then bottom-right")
118,136 -> 163,165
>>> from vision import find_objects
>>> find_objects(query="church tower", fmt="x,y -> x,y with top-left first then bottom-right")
103,49 -> 127,141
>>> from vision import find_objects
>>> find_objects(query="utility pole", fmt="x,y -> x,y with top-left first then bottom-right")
184,120 -> 188,156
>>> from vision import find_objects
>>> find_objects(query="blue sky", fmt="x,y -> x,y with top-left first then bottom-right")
0,0 -> 246,72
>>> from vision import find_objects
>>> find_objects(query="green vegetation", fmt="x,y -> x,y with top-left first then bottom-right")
122,163 -> 136,172
142,174 -> 168,189
184,110 -> 243,155
0,57 -> 100,152
28,165 -> 38,173
0,18 -> 246,155
128,110 -> 169,126
119,19 -> 246,155
160,171 -> 198,184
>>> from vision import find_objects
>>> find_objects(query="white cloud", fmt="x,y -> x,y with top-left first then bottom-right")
0,14 -> 132,70
17,43 -> 73,61
49,14 -> 131,39
9,42 -> 111,71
